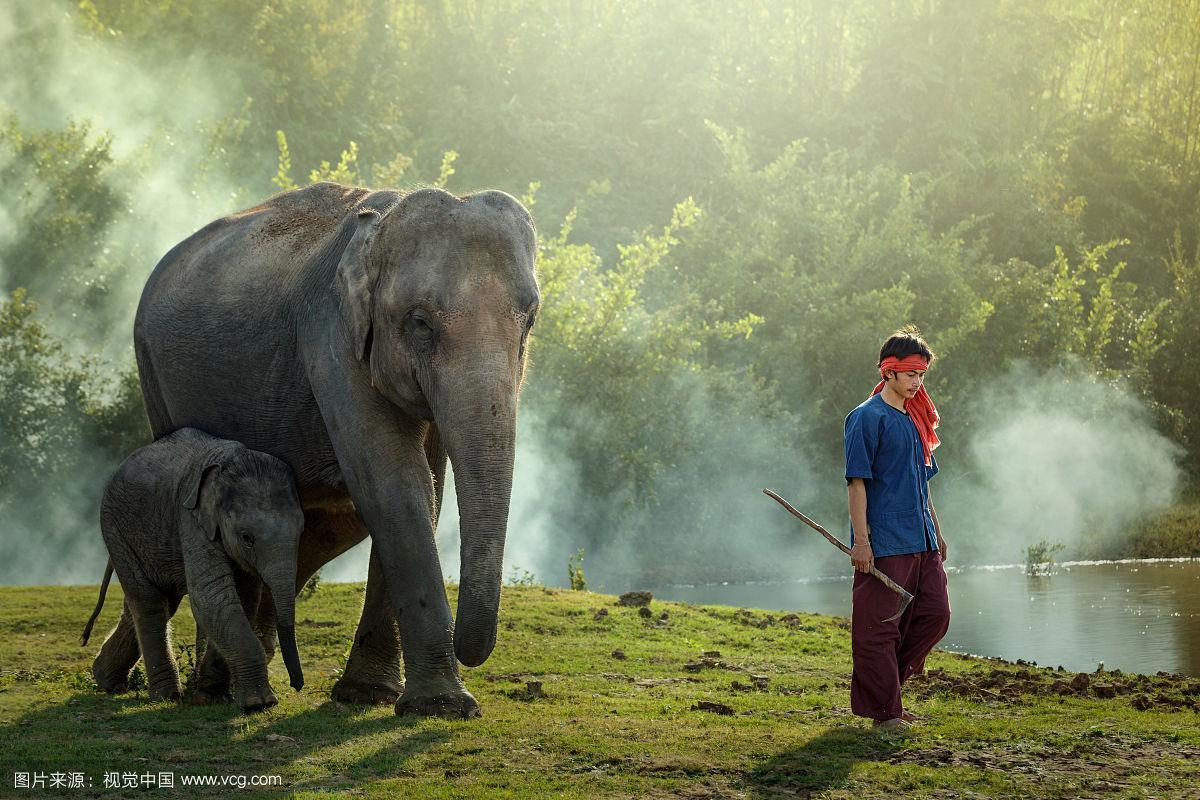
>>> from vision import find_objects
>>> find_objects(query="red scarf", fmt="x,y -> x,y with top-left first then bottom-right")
871,355 -> 940,466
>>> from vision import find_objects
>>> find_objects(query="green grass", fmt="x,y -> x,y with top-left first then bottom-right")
1123,498 -> 1200,559
1,583 -> 1198,798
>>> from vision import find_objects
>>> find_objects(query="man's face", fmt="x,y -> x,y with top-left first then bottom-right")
885,368 -> 926,399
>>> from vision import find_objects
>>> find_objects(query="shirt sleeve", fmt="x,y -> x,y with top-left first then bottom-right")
844,408 -> 876,482
926,452 -> 939,481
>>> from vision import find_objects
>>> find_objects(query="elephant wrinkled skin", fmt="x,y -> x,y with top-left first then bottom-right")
83,428 -> 306,713
125,183 -> 538,718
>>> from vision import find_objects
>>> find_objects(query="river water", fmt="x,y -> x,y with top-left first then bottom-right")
649,559 -> 1200,677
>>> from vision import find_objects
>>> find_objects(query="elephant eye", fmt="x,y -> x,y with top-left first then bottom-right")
405,310 -> 437,341
239,532 -> 254,547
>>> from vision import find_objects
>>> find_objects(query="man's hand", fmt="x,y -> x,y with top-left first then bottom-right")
850,541 -> 873,573
937,533 -> 948,562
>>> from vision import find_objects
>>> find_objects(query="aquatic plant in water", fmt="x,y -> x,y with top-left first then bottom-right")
1025,539 -> 1065,576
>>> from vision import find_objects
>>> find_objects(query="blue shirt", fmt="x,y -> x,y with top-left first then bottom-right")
844,393 -> 939,557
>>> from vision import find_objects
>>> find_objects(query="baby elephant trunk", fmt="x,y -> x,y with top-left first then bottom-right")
264,571 -> 303,691
277,624 -> 304,691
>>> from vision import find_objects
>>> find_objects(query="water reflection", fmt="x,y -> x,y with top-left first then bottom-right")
649,559 -> 1200,676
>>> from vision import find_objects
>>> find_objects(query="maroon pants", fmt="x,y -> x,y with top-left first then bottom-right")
850,550 -> 950,721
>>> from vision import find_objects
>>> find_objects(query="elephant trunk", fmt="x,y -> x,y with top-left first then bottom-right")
437,364 -> 517,668
264,570 -> 304,691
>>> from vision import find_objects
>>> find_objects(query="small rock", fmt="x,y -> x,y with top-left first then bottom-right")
659,611 -> 669,620
638,607 -> 652,619
692,700 -> 734,715
702,650 -> 722,658
1131,695 -> 1153,710
593,608 -> 609,620
1070,673 -> 1091,692
525,681 -> 545,698
611,649 -> 627,661
1093,684 -> 1117,699
730,680 -> 752,692
1050,680 -> 1072,695
751,675 -> 770,690
618,591 -> 653,607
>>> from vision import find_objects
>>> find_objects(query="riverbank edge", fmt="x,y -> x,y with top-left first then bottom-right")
1,583 -> 1198,799
1123,497 -> 1200,559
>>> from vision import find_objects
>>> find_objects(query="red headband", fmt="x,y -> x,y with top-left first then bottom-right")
879,355 -> 929,374
871,355 -> 940,465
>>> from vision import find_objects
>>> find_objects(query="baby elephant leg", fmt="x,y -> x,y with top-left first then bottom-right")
193,579 -> 260,704
92,599 -> 142,694
126,593 -> 183,702
190,577 -> 275,713
192,643 -> 233,705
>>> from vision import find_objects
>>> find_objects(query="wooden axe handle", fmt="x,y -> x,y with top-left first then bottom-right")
762,489 -> 914,604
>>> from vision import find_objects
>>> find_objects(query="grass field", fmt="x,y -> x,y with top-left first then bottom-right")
1,583 -> 1198,799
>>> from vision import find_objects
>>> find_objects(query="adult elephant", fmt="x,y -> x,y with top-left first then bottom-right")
129,182 -> 537,718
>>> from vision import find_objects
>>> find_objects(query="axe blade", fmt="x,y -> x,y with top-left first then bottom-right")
881,589 -> 914,623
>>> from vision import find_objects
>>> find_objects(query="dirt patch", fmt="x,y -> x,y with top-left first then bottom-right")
889,733 -> 1200,785
692,700 -> 734,715
908,666 -> 1200,711
733,609 -> 777,628
618,591 -> 653,607
684,657 -> 738,673
505,680 -> 546,701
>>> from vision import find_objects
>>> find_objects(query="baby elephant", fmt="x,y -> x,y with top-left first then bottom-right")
82,428 -> 305,712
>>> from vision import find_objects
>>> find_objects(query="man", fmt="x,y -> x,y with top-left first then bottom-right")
843,325 -> 950,730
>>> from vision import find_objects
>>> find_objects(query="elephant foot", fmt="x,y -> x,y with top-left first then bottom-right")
395,688 -> 481,720
149,686 -> 182,704
190,688 -> 234,706
93,666 -> 129,695
235,684 -> 278,714
92,657 -> 133,695
331,677 -> 402,705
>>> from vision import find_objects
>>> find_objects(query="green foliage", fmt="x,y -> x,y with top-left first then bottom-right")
272,130 -> 297,191
4,0 -> 1200,583
309,140 -> 360,185
566,549 -> 586,591
1024,540 -> 1066,577
299,571 -> 322,602
505,565 -> 539,588
0,117 -> 124,304
0,290 -> 148,580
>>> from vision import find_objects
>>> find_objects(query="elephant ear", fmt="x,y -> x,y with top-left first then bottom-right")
182,463 -> 221,540
337,208 -> 383,362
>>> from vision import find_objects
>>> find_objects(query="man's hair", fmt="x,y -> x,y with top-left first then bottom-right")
878,324 -> 935,368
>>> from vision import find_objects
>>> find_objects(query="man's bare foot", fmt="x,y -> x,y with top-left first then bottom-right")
872,717 -> 912,731
901,710 -> 923,722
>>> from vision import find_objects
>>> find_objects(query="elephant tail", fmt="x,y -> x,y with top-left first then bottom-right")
81,560 -> 114,646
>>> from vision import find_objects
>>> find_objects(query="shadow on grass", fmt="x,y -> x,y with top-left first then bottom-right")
746,725 -> 904,797
2,690 -> 452,795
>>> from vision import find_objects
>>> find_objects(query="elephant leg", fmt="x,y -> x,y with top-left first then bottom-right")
92,599 -> 140,693
190,571 -> 275,713
193,575 -> 261,705
333,541 -> 403,704
126,592 -> 182,702
310,355 -> 476,719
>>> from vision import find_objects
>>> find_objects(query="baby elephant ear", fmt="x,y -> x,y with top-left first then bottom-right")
337,209 -> 383,363
182,463 -> 221,540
